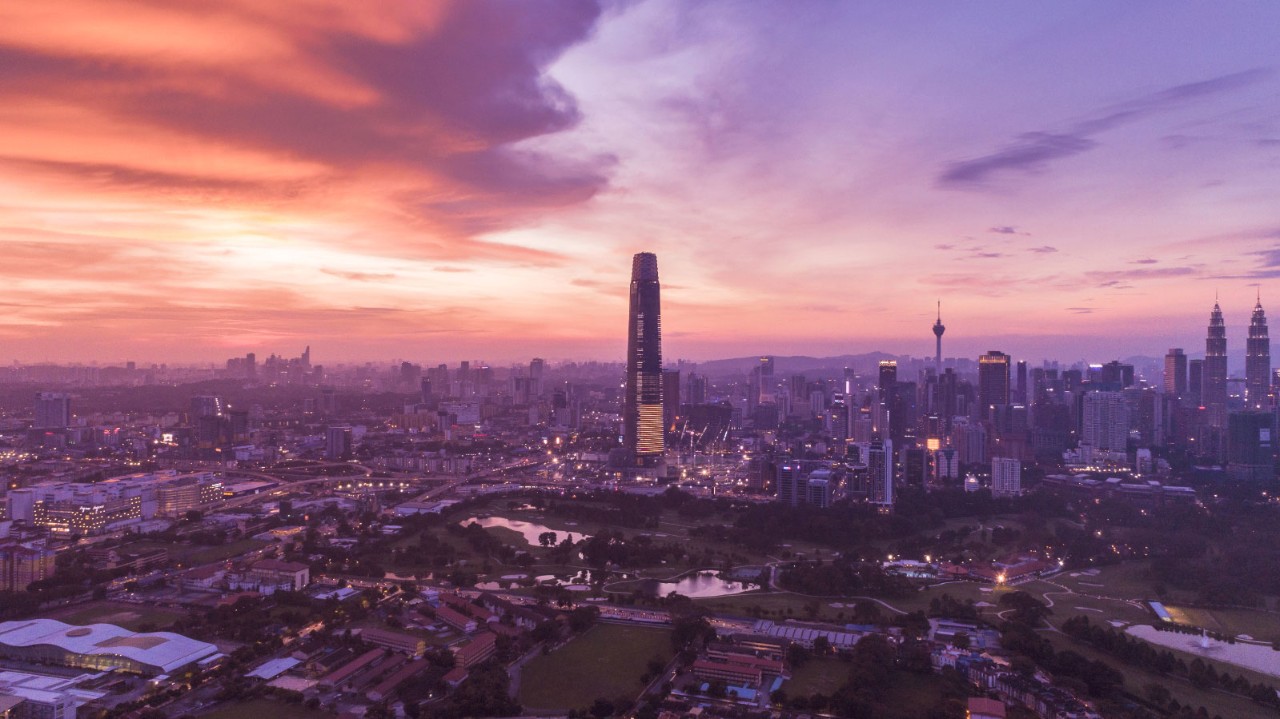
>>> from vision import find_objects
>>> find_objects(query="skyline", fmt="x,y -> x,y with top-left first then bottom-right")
6,1 -> 1280,363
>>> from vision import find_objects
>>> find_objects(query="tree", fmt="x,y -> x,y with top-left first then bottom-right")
539,531 -> 558,548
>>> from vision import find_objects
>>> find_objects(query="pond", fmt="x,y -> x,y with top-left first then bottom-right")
640,570 -> 757,598
459,516 -> 590,546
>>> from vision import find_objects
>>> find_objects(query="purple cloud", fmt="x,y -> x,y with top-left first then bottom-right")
939,69 -> 1270,188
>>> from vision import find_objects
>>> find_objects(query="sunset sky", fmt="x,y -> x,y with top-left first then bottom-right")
4,1 -> 1280,366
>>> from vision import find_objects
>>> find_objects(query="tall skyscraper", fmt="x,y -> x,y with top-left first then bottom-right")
662,369 -> 681,433
1247,294 -> 1271,409
1164,348 -> 1187,400
624,252 -> 664,467
867,439 -> 894,506
932,301 -> 945,374
978,351 -> 1010,421
876,360 -> 897,438
1188,359 -> 1204,407
1015,360 -> 1028,404
1203,301 -> 1228,429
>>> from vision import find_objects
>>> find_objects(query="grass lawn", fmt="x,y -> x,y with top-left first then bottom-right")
128,538 -> 269,567
1165,605 -> 1280,644
519,623 -> 674,710
1049,561 -> 1160,600
51,601 -> 188,632
1042,627 -> 1272,719
786,658 -> 852,696
180,538 -> 270,565
200,698 -> 333,719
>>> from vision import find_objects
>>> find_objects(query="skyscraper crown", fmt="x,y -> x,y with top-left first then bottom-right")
631,252 -> 659,281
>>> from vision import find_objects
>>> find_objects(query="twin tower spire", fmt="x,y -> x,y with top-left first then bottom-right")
1205,295 -> 1270,418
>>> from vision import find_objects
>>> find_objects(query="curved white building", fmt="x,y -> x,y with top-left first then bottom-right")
0,619 -> 218,676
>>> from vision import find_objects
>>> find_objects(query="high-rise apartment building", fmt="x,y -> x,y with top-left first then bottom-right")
1082,391 -> 1129,452
33,392 -> 71,429
1203,301 -> 1228,429
991,457 -> 1022,497
0,542 -> 56,591
624,252 -> 664,467
867,439 -> 894,506
1164,348 -> 1187,400
978,351 -> 1010,421
1246,296 -> 1270,409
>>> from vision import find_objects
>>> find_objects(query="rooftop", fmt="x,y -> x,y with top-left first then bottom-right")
0,619 -> 218,673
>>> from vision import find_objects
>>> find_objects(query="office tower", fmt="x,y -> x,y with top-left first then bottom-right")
751,356 -> 776,408
1015,361 -> 1028,404
527,357 -> 546,400
687,372 -> 707,405
1247,295 -> 1271,409
662,369 -> 681,433
326,426 -> 353,461
991,457 -> 1022,497
624,252 -> 664,467
1188,359 -> 1203,406
867,439 -> 894,506
932,301 -> 945,374
1164,348 -> 1187,399
1098,361 -> 1134,390
775,462 -> 832,508
1081,391 -> 1129,451
1203,301 -> 1228,429
978,351 -> 1011,420
1227,411 -> 1274,482
33,392 -> 71,429
876,360 -> 897,438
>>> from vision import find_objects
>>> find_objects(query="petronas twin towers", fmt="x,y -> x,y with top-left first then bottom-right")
1204,295 -> 1271,423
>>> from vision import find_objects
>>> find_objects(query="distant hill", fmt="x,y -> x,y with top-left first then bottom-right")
690,352 -> 901,378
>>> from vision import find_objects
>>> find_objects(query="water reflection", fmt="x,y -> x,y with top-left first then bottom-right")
642,571 -> 756,598
459,516 -> 590,546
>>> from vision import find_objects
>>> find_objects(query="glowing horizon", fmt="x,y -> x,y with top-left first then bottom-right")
4,1 -> 1280,365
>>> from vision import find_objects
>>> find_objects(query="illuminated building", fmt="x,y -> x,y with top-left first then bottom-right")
28,472 -> 223,535
1246,294 -> 1270,409
876,360 -> 896,438
0,619 -> 218,676
867,439 -> 894,506
0,542 -> 55,592
624,252 -> 664,467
